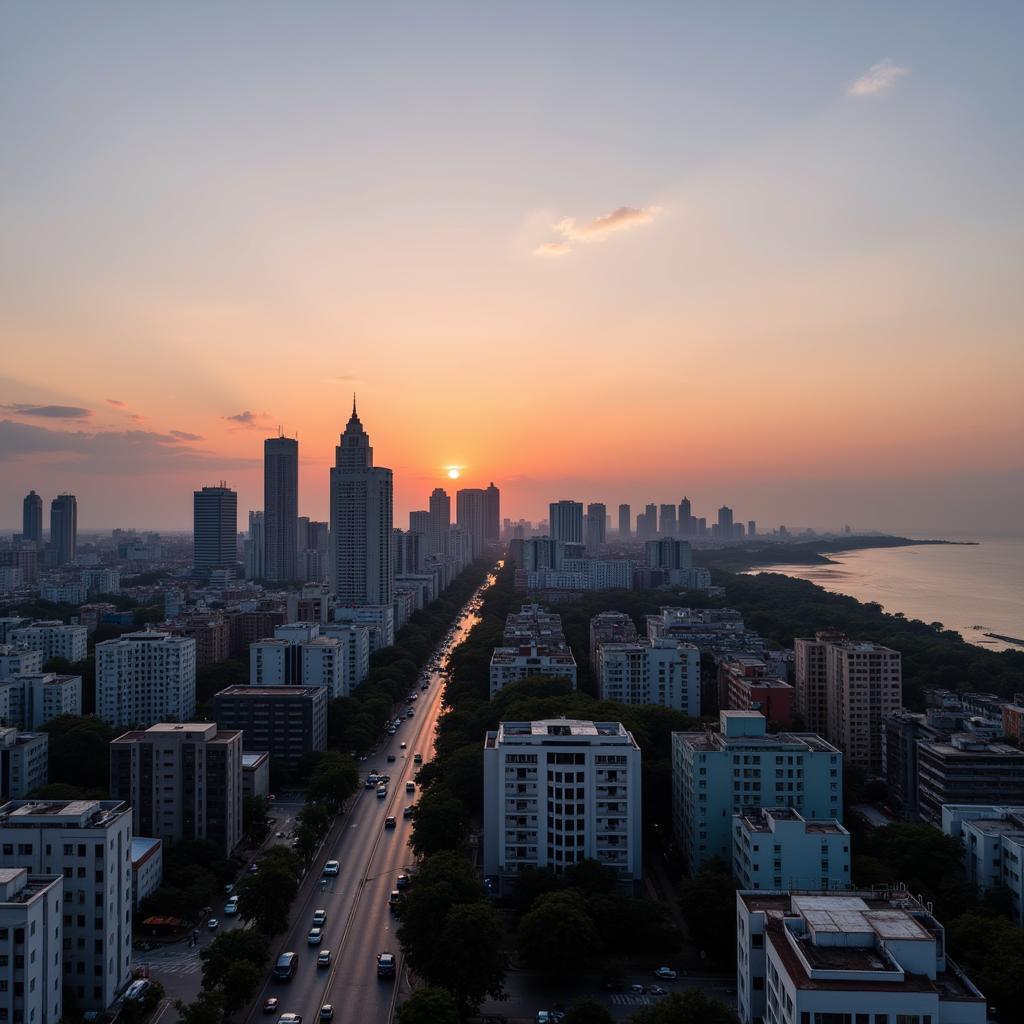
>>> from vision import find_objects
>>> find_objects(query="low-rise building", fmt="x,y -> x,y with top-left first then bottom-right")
214,685 -> 327,763
0,727 -> 48,798
732,807 -> 850,891
242,750 -> 270,799
596,638 -> 700,714
672,711 -> 842,873
130,836 -> 163,909
718,657 -> 794,726
735,889 -> 987,1024
0,867 -> 63,1024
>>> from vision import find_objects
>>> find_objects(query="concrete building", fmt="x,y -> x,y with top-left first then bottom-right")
678,497 -> 692,535
38,581 -> 88,604
735,889 -> 987,1024
617,503 -> 630,539
130,837 -> 163,910
242,751 -> 270,799
0,728 -> 48,799
588,610 -> 637,670
164,613 -> 230,669
483,719 -> 642,891
193,484 -> 238,574
22,491 -> 43,545
0,673 -> 81,730
456,488 -> 487,556
96,631 -> 197,727
489,645 -> 577,698
0,645 -> 44,681
49,494 -> 77,566
718,657 -> 794,727
645,538 -> 693,570
732,807 -> 850,891
658,503 -> 677,537
9,621 -> 87,663
716,505 -> 733,538
244,510 -> 265,580
916,734 -> 1024,826
597,638 -> 700,715
672,711 -> 842,872
319,621 -> 371,693
427,487 -> 451,555
330,604 -> 394,654
0,799 -> 133,1010
110,723 -> 243,857
0,867 -> 63,1024
80,568 -> 120,595
329,399 -> 394,614
483,482 -> 501,544
792,629 -> 846,736
585,502 -> 606,551
214,685 -> 327,763
264,435 -> 299,583
509,536 -> 565,572
548,500 -> 584,545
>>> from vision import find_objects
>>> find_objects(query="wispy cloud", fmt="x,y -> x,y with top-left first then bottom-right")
223,410 -> 273,429
1,403 -> 92,419
534,205 -> 661,257
106,398 -> 126,407
848,59 -> 908,97
170,429 -> 203,441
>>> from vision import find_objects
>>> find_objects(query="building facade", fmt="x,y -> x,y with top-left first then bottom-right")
49,494 -> 77,566
193,485 -> 238,574
264,436 -> 299,583
22,491 -> 43,545
9,621 -> 87,663
548,500 -> 583,545
213,686 -> 327,763
96,632 -> 197,727
0,728 -> 48,799
597,638 -> 700,715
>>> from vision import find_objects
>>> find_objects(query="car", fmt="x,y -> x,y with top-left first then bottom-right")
307,927 -> 323,944
207,918 -> 219,930
377,952 -> 396,977
223,883 -> 234,895
278,1015 -> 302,1024
274,952 -> 298,980
364,778 -> 375,789
249,862 -> 259,874
323,860 -> 340,876
387,727 -> 396,736
630,984 -> 646,995
396,873 -> 409,889
386,754 -> 396,763
312,908 -> 327,926
403,805 -> 414,819
316,949 -> 331,967
405,780 -> 415,792
411,693 -> 418,701
536,1013 -> 552,1024
650,985 -> 668,996
263,998 -> 279,1014
399,741 -> 407,749
275,830 -> 286,837
384,816 -> 396,829
224,898 -> 239,915
389,889 -> 400,908
654,967 -> 677,980
318,1007 -> 333,1022
376,785 -> 387,798
405,709 -> 414,718
412,752 -> 422,764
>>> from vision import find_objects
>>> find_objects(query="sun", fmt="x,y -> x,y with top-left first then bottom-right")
447,467 -> 461,480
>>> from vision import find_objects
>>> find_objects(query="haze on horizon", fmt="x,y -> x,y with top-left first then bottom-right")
1,2 -> 1022,536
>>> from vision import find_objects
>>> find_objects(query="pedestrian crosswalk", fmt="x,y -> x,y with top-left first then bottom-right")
133,958 -> 201,977
608,994 -> 652,1006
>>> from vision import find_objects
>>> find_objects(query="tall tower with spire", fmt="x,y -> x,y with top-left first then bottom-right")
329,396 -> 394,610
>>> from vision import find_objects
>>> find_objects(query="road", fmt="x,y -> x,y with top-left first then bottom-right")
246,574 -> 493,1024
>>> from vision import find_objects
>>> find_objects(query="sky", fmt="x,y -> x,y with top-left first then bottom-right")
2,1 -> 1023,535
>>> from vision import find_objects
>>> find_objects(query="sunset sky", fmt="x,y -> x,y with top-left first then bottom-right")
2,2 -> 1022,534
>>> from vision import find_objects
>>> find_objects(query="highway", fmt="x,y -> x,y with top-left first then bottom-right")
246,572 -> 493,1024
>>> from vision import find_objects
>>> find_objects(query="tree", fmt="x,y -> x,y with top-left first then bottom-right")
433,900 -> 509,1012
41,716 -> 115,791
175,991 -> 226,1024
243,795 -> 270,843
409,787 -> 469,857
517,890 -> 602,974
563,997 -> 615,1024
630,989 -> 738,1024
306,751 -> 359,809
677,861 -> 737,965
395,988 -> 460,1024
947,912 -> 1024,1024
200,930 -> 269,992
219,960 -> 264,1013
237,863 -> 298,935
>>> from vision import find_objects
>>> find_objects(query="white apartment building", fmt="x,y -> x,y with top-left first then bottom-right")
0,646 -> 44,681
735,890 -> 987,1024
732,807 -> 850,891
488,645 -> 578,698
941,804 -> 1024,925
9,622 -> 88,664
672,711 -> 843,873
109,723 -> 243,858
38,583 -> 88,605
330,604 -> 394,653
250,623 -> 348,698
0,799 -> 133,1010
0,674 -> 82,730
80,569 -> 120,595
597,637 -> 700,715
0,729 -> 49,799
0,868 -> 63,1024
130,837 -> 163,910
96,631 -> 196,727
319,622 -> 370,694
483,719 -> 642,892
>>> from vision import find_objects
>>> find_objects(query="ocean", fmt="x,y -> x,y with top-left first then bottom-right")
746,534 -> 1024,652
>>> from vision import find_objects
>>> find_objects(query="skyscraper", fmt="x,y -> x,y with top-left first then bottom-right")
329,398 -> 393,607
618,503 -> 631,539
456,488 -> 487,555
717,505 -> 734,537
484,482 -> 501,544
22,491 -> 43,544
549,500 -> 584,544
659,504 -> 677,536
193,484 -> 237,573
427,488 -> 451,555
585,502 -> 607,550
264,435 -> 298,582
409,510 -> 430,534
49,494 -> 77,566
678,496 -> 692,536
244,510 -> 265,579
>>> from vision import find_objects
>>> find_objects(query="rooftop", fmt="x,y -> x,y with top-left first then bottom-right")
131,837 -> 162,864
215,685 -> 325,698
495,718 -> 638,748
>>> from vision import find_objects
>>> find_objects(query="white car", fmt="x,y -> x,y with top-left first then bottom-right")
654,966 -> 677,980
223,897 -> 239,915
307,927 -> 323,945
323,860 -> 340,876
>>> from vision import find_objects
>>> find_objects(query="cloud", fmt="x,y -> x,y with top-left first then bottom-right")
1,403 -> 92,419
848,59 -> 908,97
106,398 -> 126,407
533,241 -> 573,257
533,205 -> 661,256
170,429 -> 204,441
223,409 -> 273,429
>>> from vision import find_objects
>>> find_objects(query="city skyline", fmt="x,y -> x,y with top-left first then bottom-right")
1,5 -> 1022,534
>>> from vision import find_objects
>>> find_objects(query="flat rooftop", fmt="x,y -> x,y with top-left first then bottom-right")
216,685 -> 324,697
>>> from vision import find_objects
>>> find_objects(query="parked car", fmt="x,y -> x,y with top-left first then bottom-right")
399,742 -> 407,749
223,897 -> 239,915
650,985 -> 668,996
278,1015 -> 302,1024
376,785 -> 387,798
389,889 -> 400,909
223,883 -> 234,895
413,753 -> 422,764
405,780 -> 415,792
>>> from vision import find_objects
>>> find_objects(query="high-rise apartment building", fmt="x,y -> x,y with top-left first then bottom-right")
484,482 -> 500,544
716,505 -> 733,537
792,629 -> 846,735
548,500 -> 584,545
645,538 -> 693,569
456,488 -> 487,556
96,631 -> 197,727
483,719 -> 642,891
597,638 -> 700,714
0,673 -> 81,730
214,686 -> 327,763
427,488 -> 451,555
244,511 -> 265,580
263,436 -> 298,583
0,867 -> 63,1024
0,799 -> 133,1010
658,503 -> 677,536
22,491 -> 43,545
585,502 -> 606,550
0,728 -> 49,799
329,400 -> 393,611
617,503 -> 630,539
589,611 -> 637,668
9,621 -> 88,663
110,723 -> 243,857
193,484 -> 237,574
636,503 -> 658,541
672,711 -> 842,872
49,494 -> 77,566
678,497 -> 692,535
